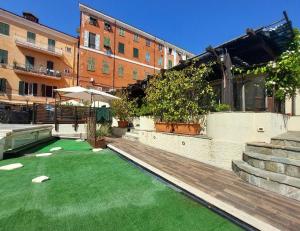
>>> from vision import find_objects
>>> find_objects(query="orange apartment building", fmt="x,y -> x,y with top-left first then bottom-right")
0,9 -> 78,105
78,4 -> 195,90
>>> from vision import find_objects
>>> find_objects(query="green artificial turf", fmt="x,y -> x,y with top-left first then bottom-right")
0,139 -> 241,231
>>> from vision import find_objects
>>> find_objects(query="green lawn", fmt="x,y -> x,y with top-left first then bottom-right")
0,139 -> 241,231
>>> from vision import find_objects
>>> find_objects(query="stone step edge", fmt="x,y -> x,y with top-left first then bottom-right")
271,137 -> 300,143
244,152 -> 300,167
246,142 -> 300,152
232,160 -> 300,189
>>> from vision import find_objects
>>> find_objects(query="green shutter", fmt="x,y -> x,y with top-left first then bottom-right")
0,49 -> 8,64
118,65 -> 124,77
168,60 -> 173,68
104,37 -> 111,47
133,48 -> 139,58
19,81 -> 25,95
87,57 -> 95,71
119,28 -> 125,36
118,43 -> 125,54
0,22 -> 9,36
158,57 -> 163,66
48,39 -> 55,51
102,61 -> 109,74
27,31 -> 36,43
133,69 -> 138,80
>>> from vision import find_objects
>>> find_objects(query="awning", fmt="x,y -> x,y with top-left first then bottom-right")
54,86 -> 119,103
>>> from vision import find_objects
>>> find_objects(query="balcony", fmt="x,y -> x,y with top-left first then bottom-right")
15,36 -> 63,57
13,63 -> 62,80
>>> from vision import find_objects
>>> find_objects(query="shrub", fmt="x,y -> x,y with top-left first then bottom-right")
215,104 -> 231,112
111,92 -> 137,121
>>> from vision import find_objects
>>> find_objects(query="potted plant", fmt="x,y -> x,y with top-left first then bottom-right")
93,123 -> 111,148
111,92 -> 136,128
146,61 -> 215,135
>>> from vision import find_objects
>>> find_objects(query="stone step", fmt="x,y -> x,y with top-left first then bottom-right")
129,128 -> 140,135
122,132 -> 139,142
271,131 -> 300,148
243,152 -> 300,178
246,142 -> 300,160
232,160 -> 300,201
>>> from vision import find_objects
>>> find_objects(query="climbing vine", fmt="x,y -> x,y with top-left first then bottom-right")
232,29 -> 300,100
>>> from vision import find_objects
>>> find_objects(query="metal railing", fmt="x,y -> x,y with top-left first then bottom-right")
15,36 -> 63,56
13,63 -> 62,78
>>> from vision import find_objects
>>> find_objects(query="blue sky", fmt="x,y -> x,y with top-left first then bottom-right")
1,0 -> 299,54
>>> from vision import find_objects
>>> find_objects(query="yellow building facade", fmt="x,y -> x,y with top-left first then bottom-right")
0,9 -> 78,105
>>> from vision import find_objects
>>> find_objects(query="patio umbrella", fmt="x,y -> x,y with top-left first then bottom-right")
55,86 -> 119,104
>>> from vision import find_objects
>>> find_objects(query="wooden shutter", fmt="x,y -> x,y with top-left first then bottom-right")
84,30 -> 89,47
0,79 -> 6,92
95,34 -> 100,50
41,84 -> 45,97
19,81 -> 25,95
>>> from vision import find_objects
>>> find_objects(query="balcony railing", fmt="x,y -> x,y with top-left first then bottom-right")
15,36 -> 63,57
13,63 -> 62,79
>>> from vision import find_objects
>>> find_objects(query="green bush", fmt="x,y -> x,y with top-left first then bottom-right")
111,93 -> 137,121
96,123 -> 111,138
215,104 -> 231,112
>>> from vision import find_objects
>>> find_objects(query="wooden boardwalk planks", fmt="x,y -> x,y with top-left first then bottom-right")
108,138 -> 300,231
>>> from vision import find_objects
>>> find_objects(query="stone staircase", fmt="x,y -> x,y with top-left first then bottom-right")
122,128 -> 140,142
232,131 -> 300,201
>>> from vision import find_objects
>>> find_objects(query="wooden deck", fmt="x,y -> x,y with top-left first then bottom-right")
107,138 -> 300,231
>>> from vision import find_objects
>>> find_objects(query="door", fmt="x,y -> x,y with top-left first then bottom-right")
47,61 -> 54,75
25,56 -> 34,70
48,39 -> 55,52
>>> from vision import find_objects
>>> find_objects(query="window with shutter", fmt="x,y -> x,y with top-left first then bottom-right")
89,17 -> 98,26
0,49 -> 8,64
25,56 -> 35,70
87,57 -> 95,71
146,39 -> 151,47
0,78 -> 6,93
133,48 -> 139,58
145,52 -> 150,63
33,83 -> 37,96
88,32 -> 96,49
0,22 -> 9,36
104,37 -> 111,48
133,69 -> 138,80
168,60 -> 173,68
95,34 -> 100,50
158,57 -> 163,66
118,42 -> 125,54
133,34 -> 139,42
102,61 -> 109,74
48,39 -> 56,52
41,84 -> 46,97
27,31 -> 36,43
119,28 -> 125,36
19,81 -> 25,95
118,65 -> 124,77
84,31 -> 89,47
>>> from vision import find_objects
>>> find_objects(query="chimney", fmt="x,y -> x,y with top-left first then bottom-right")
23,12 -> 39,23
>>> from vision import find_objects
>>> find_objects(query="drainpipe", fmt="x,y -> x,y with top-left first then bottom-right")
77,11 -> 83,86
112,20 -> 117,90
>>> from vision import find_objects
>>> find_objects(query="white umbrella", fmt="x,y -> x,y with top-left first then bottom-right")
55,86 -> 119,104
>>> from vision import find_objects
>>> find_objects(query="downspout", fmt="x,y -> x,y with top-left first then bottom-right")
112,20 -> 117,90
77,11 -> 83,86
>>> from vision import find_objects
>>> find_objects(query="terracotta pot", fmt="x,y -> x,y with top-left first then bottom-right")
118,120 -> 128,128
92,137 -> 106,148
173,123 -> 201,135
155,122 -> 174,133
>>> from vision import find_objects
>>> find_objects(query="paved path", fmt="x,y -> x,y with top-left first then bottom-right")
107,138 -> 300,231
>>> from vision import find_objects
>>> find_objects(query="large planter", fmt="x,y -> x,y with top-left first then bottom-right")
173,123 -> 201,135
155,122 -> 173,133
90,137 -> 106,148
118,120 -> 128,128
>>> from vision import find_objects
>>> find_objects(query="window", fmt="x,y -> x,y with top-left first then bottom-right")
89,16 -> 98,26
25,56 -> 35,70
146,39 -> 151,47
133,48 -> 139,58
65,47 -> 72,53
19,81 -> 37,96
27,31 -> 36,43
104,21 -> 111,31
118,42 -> 125,54
0,22 -> 9,36
132,69 -> 138,80
87,57 -> 95,71
47,61 -> 54,75
168,48 -> 172,55
133,34 -> 139,42
168,60 -> 173,69
48,39 -> 56,52
0,49 -> 8,64
103,37 -> 111,48
41,84 -> 56,97
88,32 -> 96,49
158,44 -> 163,51
145,52 -> 150,63
118,65 -> 124,77
119,28 -> 125,36
0,78 -> 6,93
158,56 -> 163,66
102,61 -> 109,74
